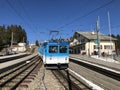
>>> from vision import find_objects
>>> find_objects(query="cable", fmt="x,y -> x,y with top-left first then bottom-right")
17,0 -> 38,32
57,0 -> 115,29
112,25 -> 120,29
6,0 -> 36,33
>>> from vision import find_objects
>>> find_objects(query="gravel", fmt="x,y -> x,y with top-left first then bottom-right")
44,69 -> 65,90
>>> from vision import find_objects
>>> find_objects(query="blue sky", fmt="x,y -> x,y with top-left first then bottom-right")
0,0 -> 120,43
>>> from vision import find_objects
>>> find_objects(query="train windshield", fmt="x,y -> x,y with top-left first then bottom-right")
49,46 -> 58,53
60,46 -> 67,53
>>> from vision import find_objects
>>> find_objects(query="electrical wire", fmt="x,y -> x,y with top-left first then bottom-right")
6,0 -> 36,33
57,0 -> 114,29
17,0 -> 38,33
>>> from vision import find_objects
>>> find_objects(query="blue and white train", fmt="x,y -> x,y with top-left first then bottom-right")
38,41 -> 69,69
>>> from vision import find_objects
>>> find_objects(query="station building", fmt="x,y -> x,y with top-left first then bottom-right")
70,31 -> 117,55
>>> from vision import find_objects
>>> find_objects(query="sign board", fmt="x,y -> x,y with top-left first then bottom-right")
94,39 -> 98,44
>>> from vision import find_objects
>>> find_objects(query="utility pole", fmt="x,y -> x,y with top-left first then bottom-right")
96,17 -> 101,57
23,37 -> 24,43
11,32 -> 13,48
108,11 -> 113,59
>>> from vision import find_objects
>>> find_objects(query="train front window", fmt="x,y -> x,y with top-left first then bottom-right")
49,46 -> 58,53
60,46 -> 67,53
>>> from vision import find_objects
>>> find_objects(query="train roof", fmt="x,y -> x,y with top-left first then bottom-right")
45,41 -> 69,46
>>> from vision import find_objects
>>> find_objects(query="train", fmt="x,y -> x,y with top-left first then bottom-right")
38,40 -> 69,69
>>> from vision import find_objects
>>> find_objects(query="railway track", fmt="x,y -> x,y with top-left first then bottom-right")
0,53 -> 30,63
70,58 -> 120,81
52,69 -> 91,90
0,55 -> 42,90
69,58 -> 120,90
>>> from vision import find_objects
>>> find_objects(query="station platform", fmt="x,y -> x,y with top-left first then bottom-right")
0,53 -> 37,70
69,54 -> 120,71
0,53 -> 27,59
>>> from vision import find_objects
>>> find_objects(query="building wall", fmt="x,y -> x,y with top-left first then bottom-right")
82,40 -> 116,55
70,32 -> 116,55
12,43 -> 26,53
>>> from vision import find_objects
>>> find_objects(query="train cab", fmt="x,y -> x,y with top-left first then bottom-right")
44,42 -> 69,69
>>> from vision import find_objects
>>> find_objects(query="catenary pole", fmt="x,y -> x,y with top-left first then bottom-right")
11,32 -> 13,48
96,16 -> 101,57
108,11 -> 113,59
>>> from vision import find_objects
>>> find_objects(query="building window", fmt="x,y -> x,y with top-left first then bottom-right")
94,45 -> 102,49
81,39 -> 85,42
101,45 -> 102,49
104,45 -> 112,49
80,45 -> 85,50
94,45 -> 97,49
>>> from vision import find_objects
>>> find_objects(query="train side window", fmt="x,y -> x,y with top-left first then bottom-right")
60,46 -> 67,53
49,46 -> 58,53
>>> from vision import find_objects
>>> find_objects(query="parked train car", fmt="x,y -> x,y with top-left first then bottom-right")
38,41 -> 69,69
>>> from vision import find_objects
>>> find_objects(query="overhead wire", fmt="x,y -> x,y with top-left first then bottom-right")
14,0 -> 49,42
5,0 -> 116,40
17,0 -> 38,33
6,0 -> 36,33
57,0 -> 115,29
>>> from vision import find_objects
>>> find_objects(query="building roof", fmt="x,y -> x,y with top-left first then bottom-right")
76,31 -> 117,41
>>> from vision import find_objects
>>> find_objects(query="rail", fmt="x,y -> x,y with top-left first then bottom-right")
52,69 -> 91,90
70,58 -> 120,81
0,55 -> 42,90
0,54 -> 30,63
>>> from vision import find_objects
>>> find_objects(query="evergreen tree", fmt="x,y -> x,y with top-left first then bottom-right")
35,40 -> 39,46
0,25 -> 27,50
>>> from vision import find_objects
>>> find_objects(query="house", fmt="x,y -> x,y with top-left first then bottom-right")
12,43 -> 26,53
70,31 -> 117,55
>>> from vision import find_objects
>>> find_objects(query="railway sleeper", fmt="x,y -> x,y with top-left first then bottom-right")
26,76 -> 35,80
17,74 -> 40,90
17,84 -> 29,88
1,60 -> 41,89
70,76 -> 89,89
